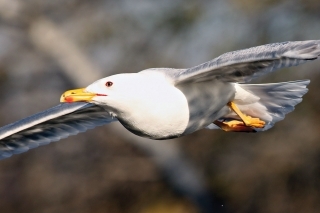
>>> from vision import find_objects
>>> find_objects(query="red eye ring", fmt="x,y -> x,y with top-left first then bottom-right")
105,81 -> 113,87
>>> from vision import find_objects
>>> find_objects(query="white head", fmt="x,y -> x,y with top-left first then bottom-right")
60,72 -> 172,113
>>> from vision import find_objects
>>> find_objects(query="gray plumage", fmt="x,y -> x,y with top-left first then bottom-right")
166,40 -> 320,83
0,103 -> 114,159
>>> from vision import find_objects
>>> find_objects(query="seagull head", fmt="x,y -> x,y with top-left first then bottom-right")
60,74 -> 135,105
60,71 -> 169,112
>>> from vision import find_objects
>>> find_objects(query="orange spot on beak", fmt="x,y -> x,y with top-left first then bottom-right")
64,96 -> 74,103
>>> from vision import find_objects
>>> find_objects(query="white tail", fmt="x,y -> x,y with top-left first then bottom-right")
223,80 -> 310,131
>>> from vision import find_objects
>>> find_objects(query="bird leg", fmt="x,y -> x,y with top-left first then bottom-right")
227,101 -> 265,128
212,101 -> 266,132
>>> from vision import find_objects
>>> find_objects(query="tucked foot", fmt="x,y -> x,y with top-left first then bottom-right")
213,120 -> 256,132
227,101 -> 265,128
241,115 -> 265,128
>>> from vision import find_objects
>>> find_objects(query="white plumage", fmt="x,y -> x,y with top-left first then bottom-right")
0,40 -> 319,159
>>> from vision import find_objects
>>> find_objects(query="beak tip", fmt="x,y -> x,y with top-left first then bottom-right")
59,88 -> 94,103
60,95 -> 74,103
60,95 -> 65,103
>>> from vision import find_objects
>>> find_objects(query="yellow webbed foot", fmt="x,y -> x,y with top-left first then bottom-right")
227,102 -> 265,128
213,120 -> 256,132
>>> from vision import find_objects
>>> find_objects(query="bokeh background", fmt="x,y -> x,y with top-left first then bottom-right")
0,0 -> 320,213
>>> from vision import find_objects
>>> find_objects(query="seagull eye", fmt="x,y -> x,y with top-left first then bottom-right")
105,81 -> 113,87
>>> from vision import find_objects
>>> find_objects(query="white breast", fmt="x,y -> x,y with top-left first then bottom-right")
114,71 -> 190,139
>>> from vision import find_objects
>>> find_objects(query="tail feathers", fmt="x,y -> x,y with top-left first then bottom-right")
226,80 -> 309,131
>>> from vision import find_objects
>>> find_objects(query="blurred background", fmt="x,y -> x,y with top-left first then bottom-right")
0,0 -> 320,212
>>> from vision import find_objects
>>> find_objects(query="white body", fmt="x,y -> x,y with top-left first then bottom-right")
86,71 -> 234,139
87,71 -> 188,139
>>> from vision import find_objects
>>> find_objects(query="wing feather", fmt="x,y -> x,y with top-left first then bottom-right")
0,103 -> 115,160
172,40 -> 320,83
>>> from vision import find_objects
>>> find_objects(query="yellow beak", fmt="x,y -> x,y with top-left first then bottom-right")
60,88 -> 97,103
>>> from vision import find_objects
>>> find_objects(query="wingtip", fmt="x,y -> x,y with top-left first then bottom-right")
283,40 -> 320,59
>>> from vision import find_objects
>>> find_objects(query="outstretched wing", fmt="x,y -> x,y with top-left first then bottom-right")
171,40 -> 320,84
0,103 -> 116,160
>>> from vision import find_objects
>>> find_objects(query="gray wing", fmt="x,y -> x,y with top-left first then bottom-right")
171,40 -> 320,84
0,103 -> 116,160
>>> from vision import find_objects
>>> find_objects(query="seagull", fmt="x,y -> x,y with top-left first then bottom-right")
0,40 -> 319,160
